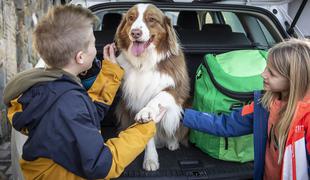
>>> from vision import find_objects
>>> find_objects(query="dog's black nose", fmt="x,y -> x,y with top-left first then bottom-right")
131,28 -> 142,39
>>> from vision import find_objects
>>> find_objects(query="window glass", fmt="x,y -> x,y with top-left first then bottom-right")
205,12 -> 213,24
165,12 -> 179,26
222,12 -> 245,33
94,10 -> 125,31
94,10 -> 180,30
93,8 -> 281,48
258,20 -> 276,46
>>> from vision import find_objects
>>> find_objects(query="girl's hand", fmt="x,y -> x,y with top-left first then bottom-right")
103,43 -> 117,64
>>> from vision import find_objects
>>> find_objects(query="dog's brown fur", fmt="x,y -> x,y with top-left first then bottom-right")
114,4 -> 190,147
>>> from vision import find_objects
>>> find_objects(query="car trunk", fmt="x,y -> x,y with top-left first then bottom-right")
10,1 -> 301,179
88,2 -> 288,179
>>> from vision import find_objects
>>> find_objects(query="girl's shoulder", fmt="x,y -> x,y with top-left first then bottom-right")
298,92 -> 310,114
297,97 -> 310,125
302,92 -> 310,104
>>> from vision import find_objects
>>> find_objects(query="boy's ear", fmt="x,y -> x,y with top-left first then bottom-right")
75,51 -> 84,64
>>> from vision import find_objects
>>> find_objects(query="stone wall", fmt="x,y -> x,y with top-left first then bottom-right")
0,0 -> 18,143
0,0 -> 68,144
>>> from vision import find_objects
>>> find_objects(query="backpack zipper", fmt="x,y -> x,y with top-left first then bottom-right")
202,60 -> 254,102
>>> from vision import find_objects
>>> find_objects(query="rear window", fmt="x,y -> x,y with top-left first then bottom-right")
93,8 -> 282,53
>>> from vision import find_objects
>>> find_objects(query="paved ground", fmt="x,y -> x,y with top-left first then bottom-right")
0,142 -> 12,180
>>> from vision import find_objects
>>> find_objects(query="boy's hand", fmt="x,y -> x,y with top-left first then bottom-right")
103,43 -> 117,64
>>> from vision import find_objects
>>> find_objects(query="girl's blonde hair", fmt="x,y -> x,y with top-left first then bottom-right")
261,38 -> 310,164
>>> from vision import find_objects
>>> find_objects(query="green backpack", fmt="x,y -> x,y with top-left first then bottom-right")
190,49 -> 267,162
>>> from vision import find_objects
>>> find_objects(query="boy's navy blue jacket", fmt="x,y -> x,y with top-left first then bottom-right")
4,60 -> 156,179
183,91 -> 310,180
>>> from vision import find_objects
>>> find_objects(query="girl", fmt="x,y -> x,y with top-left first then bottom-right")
183,38 -> 310,180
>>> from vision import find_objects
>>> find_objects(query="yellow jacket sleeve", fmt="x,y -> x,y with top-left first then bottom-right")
88,60 -> 124,105
104,121 -> 156,179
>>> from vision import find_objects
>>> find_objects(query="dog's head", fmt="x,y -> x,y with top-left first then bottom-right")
115,4 -> 179,59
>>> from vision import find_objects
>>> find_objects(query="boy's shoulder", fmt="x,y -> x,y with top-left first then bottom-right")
4,68 -> 59,105
27,73 -> 86,104
4,68 -> 85,106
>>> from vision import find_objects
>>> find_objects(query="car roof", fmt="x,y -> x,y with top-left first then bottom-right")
70,0 -> 294,8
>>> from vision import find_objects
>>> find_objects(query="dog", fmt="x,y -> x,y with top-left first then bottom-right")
115,3 -> 190,171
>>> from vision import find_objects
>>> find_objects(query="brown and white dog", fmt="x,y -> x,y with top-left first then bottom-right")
115,3 -> 190,171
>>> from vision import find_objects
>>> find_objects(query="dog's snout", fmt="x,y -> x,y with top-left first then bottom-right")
131,28 -> 142,39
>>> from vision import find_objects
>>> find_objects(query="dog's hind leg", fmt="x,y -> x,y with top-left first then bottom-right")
143,137 -> 159,171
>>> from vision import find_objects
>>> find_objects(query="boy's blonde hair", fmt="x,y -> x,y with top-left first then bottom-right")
261,38 -> 310,163
33,5 -> 97,68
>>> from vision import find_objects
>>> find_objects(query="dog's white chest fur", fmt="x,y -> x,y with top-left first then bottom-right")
120,56 -> 175,113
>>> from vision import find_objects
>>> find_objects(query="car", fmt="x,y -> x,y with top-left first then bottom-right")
10,0 -> 309,179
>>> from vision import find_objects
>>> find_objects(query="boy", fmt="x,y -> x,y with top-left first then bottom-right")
4,5 -> 163,179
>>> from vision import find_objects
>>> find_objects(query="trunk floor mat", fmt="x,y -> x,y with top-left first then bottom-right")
102,126 -> 253,180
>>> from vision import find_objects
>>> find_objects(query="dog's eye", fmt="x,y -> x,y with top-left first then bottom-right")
149,17 -> 156,23
128,15 -> 134,22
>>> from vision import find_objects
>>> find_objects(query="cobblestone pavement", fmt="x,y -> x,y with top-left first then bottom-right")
0,142 -> 12,180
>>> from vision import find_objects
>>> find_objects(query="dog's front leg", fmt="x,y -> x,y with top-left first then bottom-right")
134,91 -> 176,123
143,137 -> 159,171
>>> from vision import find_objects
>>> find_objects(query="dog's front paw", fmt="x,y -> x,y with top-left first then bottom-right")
143,159 -> 159,171
135,107 -> 156,123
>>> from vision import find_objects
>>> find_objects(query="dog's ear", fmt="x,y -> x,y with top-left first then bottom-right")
164,16 -> 179,56
115,15 -> 127,48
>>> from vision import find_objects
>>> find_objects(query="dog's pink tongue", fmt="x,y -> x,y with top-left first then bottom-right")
131,42 -> 145,56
